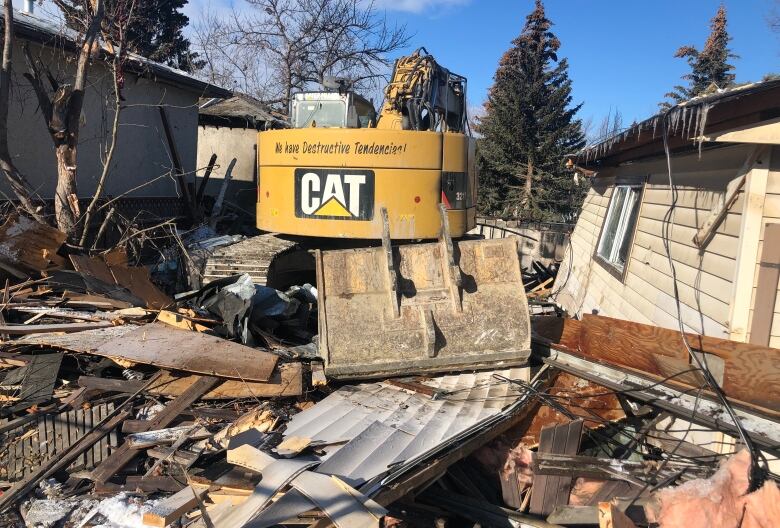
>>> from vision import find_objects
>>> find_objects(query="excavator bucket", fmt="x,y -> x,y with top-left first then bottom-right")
317,208 -> 531,379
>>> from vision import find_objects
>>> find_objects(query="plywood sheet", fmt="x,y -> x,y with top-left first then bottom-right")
533,314 -> 780,417
94,323 -> 278,382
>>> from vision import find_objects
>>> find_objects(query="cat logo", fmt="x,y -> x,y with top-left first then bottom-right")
294,168 -> 375,221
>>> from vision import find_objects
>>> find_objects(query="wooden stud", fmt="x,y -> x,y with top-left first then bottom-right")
749,223 -> 780,345
142,485 -> 206,527
730,148 -> 771,342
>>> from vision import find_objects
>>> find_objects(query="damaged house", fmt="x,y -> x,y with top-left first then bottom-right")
555,78 -> 780,346
197,94 -> 287,213
0,8 -> 230,218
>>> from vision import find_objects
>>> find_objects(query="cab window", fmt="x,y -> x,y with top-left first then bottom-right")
294,100 -> 346,128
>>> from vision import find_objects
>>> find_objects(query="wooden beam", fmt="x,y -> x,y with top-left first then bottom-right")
0,321 -> 114,334
749,223 -> 780,346
142,485 -> 206,527
89,375 -> 218,483
158,107 -> 195,220
693,145 -> 766,249
730,147 -> 772,342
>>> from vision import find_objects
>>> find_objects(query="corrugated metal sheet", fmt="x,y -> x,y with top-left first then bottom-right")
281,367 -> 530,487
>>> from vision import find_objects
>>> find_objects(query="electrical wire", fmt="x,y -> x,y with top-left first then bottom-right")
659,110 -> 768,492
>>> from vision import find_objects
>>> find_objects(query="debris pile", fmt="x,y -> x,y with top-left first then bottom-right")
0,214 -> 778,528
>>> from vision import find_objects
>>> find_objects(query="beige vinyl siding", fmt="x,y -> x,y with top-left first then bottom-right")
747,145 -> 780,346
555,144 -> 755,338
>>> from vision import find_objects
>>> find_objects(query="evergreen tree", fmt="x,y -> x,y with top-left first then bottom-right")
665,5 -> 736,105
476,0 -> 584,221
125,0 -> 201,71
65,0 -> 201,72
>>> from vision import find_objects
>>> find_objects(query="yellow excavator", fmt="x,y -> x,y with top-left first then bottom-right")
209,49 -> 531,378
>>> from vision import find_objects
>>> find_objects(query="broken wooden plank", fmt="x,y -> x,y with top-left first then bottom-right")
109,265 -> 172,310
89,375 -> 218,484
142,485 -> 207,527
150,362 -> 302,399
78,375 -> 143,394
0,321 -> 115,335
95,476 -> 186,495
0,351 -> 29,368
126,425 -> 209,449
693,145 -> 767,249
0,214 -> 66,273
146,446 -> 201,467
93,323 -> 278,382
311,361 -> 327,387
157,310 -> 211,332
77,363 -> 302,400
69,254 -> 115,285
385,377 -> 438,397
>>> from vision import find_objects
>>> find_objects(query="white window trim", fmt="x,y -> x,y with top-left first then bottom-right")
597,184 -> 643,274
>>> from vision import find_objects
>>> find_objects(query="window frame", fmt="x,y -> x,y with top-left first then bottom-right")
594,181 -> 645,281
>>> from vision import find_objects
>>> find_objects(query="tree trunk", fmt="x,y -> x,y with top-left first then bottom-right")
54,144 -> 78,234
0,0 -> 43,221
523,159 -> 533,208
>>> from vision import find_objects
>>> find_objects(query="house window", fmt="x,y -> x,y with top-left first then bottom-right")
596,184 -> 642,274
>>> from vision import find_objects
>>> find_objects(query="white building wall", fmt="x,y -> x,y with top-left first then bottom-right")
1,39 -> 200,202
554,143 -> 756,339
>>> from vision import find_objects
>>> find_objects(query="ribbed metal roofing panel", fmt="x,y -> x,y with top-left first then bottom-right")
280,366 -> 530,486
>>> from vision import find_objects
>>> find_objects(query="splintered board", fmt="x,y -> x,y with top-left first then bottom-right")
532,314 -> 780,417
93,324 -> 279,382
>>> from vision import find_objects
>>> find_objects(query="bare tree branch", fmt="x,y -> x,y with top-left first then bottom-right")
0,1 -> 44,222
192,0 -> 410,110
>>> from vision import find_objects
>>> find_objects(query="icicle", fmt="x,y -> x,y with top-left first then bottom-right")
681,106 -> 688,139
687,106 -> 695,140
652,116 -> 658,138
697,104 -> 711,158
672,108 -> 682,133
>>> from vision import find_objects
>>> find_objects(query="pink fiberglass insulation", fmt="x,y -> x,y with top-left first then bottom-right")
655,450 -> 780,528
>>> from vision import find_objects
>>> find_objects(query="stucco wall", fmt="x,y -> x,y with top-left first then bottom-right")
553,143 -> 756,339
1,38 -> 199,202
196,125 -> 258,213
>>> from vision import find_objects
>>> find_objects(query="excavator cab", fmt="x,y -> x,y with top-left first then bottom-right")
290,91 -> 376,129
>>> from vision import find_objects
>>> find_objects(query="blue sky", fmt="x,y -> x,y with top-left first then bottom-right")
16,0 -> 780,130
370,0 -> 779,130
